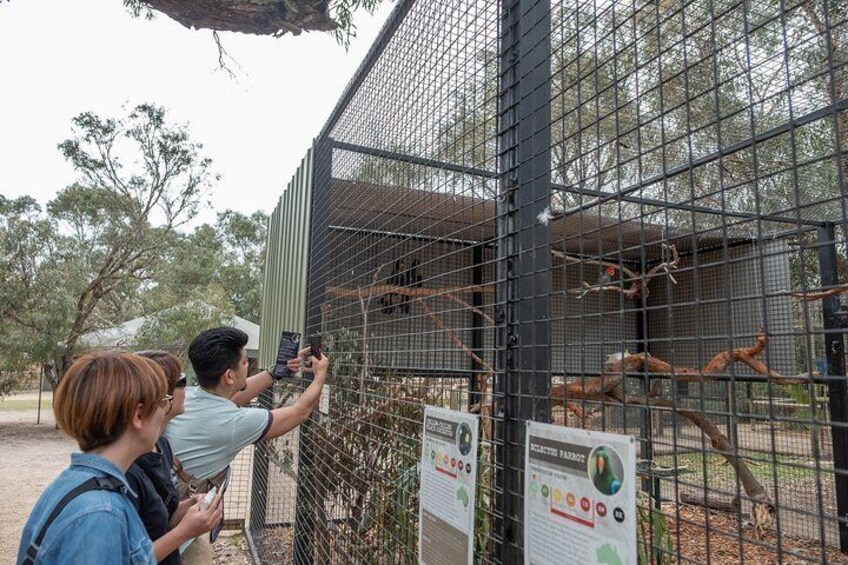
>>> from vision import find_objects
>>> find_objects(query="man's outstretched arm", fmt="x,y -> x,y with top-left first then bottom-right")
262,354 -> 329,440
230,348 -> 309,406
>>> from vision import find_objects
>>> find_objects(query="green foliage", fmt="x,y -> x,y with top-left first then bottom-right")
266,312 -> 429,562
0,370 -> 29,398
123,0 -> 155,20
0,103 -> 217,386
637,492 -> 673,565
315,321 -> 424,562
0,195 -> 77,391
473,446 -> 493,561
331,0 -> 383,48
135,299 -> 235,362
143,209 -> 268,323
0,181 -> 265,391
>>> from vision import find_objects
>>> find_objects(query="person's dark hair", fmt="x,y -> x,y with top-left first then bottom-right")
188,327 -> 249,388
135,350 -> 182,394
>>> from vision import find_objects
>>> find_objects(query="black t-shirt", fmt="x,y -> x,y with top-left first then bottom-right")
127,436 -> 181,565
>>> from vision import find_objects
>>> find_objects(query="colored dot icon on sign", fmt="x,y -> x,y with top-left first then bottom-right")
444,455 -> 449,465
580,497 -> 591,512
553,489 -> 562,503
530,481 -> 538,494
451,458 -> 456,468
566,493 -> 576,507
458,460 -> 463,469
466,463 -> 472,474
541,485 -> 550,498
613,507 -> 625,523
431,451 -> 436,460
596,502 -> 607,517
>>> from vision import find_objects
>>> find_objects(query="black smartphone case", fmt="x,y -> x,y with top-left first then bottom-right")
274,331 -> 300,378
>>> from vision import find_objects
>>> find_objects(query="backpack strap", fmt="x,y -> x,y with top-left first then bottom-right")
172,456 -> 228,500
22,476 -> 125,565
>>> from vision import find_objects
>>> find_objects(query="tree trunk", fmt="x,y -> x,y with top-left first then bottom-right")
143,0 -> 338,36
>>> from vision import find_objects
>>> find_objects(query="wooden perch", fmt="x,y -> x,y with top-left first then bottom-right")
563,244 -> 679,300
549,331 -> 805,534
327,283 -> 495,300
417,300 -> 496,440
785,282 -> 848,302
552,249 -> 640,280
680,489 -> 740,513
551,332 -> 814,402
355,262 -> 390,405
627,394 -> 774,534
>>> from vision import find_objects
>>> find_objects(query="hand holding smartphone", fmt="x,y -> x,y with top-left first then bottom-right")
307,333 -> 322,361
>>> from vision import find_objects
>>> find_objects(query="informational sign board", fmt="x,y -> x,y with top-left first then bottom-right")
524,422 -> 636,565
419,406 -> 479,565
318,384 -> 330,415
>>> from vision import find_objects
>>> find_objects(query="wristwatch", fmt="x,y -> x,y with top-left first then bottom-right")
261,365 -> 281,380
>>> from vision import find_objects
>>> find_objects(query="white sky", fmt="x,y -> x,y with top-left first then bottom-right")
0,0 -> 394,223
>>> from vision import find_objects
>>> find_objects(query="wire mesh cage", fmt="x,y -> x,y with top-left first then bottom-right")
249,0 -> 848,563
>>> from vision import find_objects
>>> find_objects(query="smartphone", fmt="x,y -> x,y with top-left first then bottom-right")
209,469 -> 231,542
273,331 -> 300,379
307,333 -> 322,360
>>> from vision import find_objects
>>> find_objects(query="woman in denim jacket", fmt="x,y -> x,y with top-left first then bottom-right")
17,352 -> 221,564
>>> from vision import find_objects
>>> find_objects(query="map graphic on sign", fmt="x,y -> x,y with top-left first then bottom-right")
594,541 -> 625,565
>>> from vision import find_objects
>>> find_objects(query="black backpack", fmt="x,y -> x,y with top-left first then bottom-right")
21,476 -> 125,565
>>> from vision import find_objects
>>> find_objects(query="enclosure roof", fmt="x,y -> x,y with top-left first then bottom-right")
79,305 -> 260,354
328,179 -> 750,261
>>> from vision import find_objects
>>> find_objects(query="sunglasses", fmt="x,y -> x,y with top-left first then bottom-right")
175,373 -> 187,388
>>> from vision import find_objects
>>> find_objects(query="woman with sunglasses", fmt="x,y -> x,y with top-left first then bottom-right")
128,351 -> 221,564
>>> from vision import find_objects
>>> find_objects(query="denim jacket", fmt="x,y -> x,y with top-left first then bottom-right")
17,452 -> 156,565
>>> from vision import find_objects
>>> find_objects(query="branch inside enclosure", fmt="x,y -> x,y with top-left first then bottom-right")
784,282 -> 848,301
327,283 -> 495,299
564,244 -> 679,299
551,249 -> 640,280
550,331 -> 801,534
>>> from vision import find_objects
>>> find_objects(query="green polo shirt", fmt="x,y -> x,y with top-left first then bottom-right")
164,386 -> 272,480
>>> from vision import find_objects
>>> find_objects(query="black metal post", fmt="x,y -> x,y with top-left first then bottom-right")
293,137 -> 333,565
497,0 -> 552,561
36,366 -> 44,425
636,309 -> 653,495
817,224 -> 848,552
470,244 -> 485,410
250,388 -> 273,532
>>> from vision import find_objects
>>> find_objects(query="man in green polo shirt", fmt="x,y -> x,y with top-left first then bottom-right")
165,326 -> 329,564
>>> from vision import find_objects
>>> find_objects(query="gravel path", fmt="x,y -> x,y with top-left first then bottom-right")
0,393 -> 73,564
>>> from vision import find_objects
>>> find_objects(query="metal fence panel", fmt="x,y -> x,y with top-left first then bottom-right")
250,0 -> 848,563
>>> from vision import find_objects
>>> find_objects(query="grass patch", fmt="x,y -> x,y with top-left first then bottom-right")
654,451 -> 825,489
0,398 -> 52,411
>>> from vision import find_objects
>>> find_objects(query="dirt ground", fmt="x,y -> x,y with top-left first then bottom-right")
0,391 -> 252,564
666,503 -> 848,564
